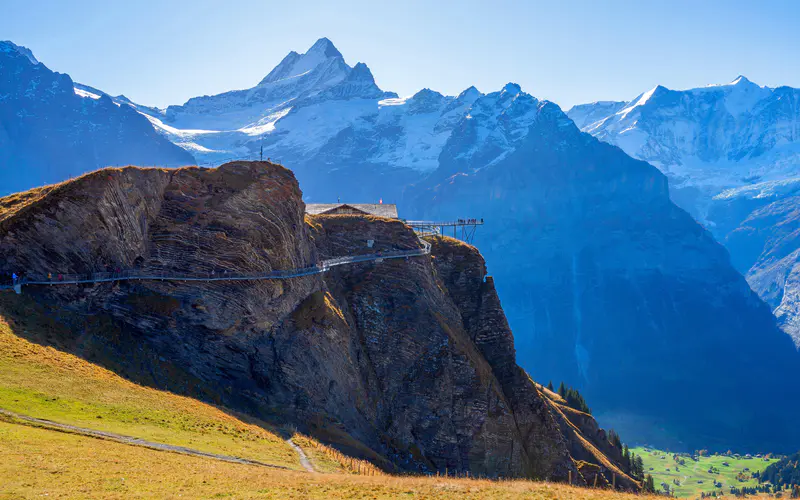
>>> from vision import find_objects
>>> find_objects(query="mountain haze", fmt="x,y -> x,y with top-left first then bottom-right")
568,77 -> 800,345
0,41 -> 194,196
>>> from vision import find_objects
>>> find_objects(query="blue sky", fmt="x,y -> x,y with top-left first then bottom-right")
2,0 -> 799,110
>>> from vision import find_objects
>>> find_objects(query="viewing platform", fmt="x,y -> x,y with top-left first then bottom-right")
405,219 -> 484,243
303,202 -> 483,243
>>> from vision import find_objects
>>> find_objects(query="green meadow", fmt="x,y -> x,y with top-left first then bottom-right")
632,447 -> 779,497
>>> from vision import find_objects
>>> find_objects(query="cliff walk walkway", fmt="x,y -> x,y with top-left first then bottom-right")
0,238 -> 432,294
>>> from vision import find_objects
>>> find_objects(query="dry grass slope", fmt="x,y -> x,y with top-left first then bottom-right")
0,420 -> 674,499
0,308 -> 306,469
0,288 -> 670,498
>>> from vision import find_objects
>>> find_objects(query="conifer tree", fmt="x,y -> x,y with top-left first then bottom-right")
644,474 -> 656,493
633,455 -> 645,480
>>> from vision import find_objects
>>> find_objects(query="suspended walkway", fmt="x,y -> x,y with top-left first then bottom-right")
406,219 -> 484,243
0,238 -> 432,294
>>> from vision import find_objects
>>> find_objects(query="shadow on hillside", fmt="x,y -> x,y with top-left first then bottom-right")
0,290 -> 389,470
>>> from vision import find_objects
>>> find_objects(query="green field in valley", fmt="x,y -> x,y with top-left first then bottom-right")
632,447 -> 779,498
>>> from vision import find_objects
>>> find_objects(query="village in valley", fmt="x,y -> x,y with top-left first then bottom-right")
632,446 -> 781,498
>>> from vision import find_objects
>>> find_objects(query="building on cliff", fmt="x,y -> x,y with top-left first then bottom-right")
305,203 -> 398,218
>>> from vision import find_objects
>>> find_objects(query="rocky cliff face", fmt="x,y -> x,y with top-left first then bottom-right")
710,180 -> 800,347
0,161 -> 636,487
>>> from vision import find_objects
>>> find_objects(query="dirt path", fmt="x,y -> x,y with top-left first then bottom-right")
0,408 -> 303,471
286,437 -> 316,473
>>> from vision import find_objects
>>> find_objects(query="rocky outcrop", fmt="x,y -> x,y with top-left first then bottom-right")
0,161 -> 635,487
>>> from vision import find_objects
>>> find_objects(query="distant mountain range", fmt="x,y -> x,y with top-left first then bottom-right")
3,37 -> 800,451
568,78 -> 800,345
0,41 -> 193,196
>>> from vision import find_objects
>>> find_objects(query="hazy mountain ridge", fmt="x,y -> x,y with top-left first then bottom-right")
405,91 -> 800,452
0,41 -> 194,195
568,77 -> 800,346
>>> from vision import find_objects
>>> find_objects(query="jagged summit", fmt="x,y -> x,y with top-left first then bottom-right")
0,40 -> 38,65
307,37 -> 342,58
730,75 -> 753,86
258,37 -> 345,85
410,88 -> 444,100
348,62 -> 374,81
317,60 -> 391,100
457,85 -> 481,100
501,82 -> 522,96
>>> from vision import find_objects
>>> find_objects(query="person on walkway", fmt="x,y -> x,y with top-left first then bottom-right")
48,273 -> 52,281
12,273 -> 17,285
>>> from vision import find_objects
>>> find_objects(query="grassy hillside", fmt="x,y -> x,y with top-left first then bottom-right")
632,447 -> 778,497
0,419 -> 669,500
0,302 -> 314,470
0,298 -> 658,498
0,290 -> 757,498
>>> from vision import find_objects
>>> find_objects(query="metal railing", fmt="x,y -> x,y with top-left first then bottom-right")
0,237 -> 432,292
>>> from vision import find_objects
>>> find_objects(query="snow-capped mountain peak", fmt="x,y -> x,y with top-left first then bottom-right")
259,37 -> 345,86
407,88 -> 446,113
730,75 -> 753,86
307,37 -> 342,58
566,76 -> 797,193
162,38 -> 365,129
347,62 -> 374,82
500,82 -> 522,98
705,75 -> 759,89
616,85 -> 667,119
457,86 -> 481,102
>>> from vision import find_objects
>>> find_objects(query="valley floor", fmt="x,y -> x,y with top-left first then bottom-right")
632,446 -> 778,497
